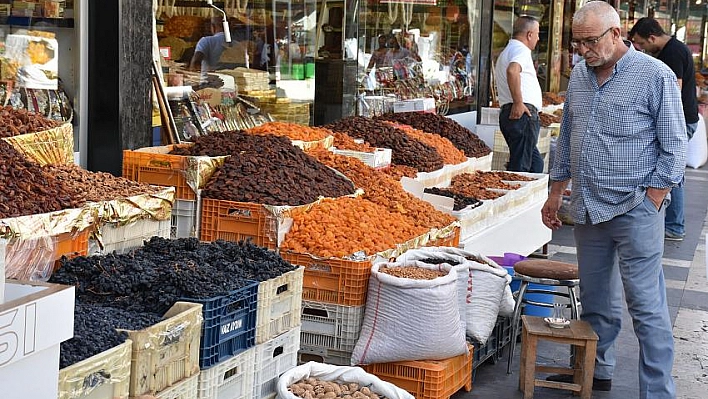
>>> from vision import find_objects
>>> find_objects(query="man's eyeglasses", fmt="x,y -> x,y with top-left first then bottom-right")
571,28 -> 613,49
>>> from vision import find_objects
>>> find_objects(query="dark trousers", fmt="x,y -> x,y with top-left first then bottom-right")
499,103 -> 544,173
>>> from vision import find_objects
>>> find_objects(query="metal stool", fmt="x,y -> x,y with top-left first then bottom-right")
506,259 -> 581,374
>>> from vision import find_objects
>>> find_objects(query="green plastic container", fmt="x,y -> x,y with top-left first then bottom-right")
305,62 -> 315,78
292,63 -> 305,80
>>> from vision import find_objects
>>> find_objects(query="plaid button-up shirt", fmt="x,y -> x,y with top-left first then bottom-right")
551,44 -> 687,225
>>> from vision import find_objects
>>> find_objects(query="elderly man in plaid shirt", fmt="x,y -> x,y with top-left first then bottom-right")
541,2 -> 686,398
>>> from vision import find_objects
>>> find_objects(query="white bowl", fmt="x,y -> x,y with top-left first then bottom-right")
544,317 -> 570,329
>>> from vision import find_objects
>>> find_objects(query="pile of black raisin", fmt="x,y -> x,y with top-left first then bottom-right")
416,257 -> 462,266
424,187 -> 483,211
50,237 -> 297,315
61,302 -> 163,368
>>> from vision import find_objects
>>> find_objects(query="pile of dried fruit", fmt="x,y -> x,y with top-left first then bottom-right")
44,164 -> 162,203
451,172 -> 520,190
50,237 -> 297,315
447,174 -> 506,200
60,303 -> 162,368
479,171 -> 535,182
384,121 -> 467,165
288,378 -> 388,399
247,121 -> 333,142
281,197 -> 428,258
0,140 -> 82,218
379,265 -> 446,280
539,111 -> 562,127
309,149 -> 456,229
379,164 -> 418,180
331,132 -> 376,152
0,106 -> 62,138
378,112 -> 491,158
542,92 -> 565,106
176,131 -> 355,205
423,187 -> 483,211
325,116 -> 444,172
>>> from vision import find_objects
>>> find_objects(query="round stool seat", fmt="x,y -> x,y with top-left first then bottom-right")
514,259 -> 579,280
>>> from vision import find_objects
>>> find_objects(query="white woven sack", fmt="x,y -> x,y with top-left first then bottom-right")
482,255 -> 515,317
277,362 -> 414,399
423,247 -> 510,342
352,261 -> 468,365
396,248 -> 470,330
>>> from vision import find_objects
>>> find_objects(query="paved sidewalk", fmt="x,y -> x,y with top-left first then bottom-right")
454,167 -> 708,398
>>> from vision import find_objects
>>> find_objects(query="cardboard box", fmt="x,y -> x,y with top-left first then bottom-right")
0,280 -> 75,399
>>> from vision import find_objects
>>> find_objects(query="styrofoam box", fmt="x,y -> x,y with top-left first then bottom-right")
300,301 -> 365,353
197,347 -> 254,399
155,372 -> 199,399
331,147 -> 392,169
253,326 -> 301,399
256,267 -> 304,344
90,218 -> 171,255
172,199 -> 199,239
0,280 -> 75,399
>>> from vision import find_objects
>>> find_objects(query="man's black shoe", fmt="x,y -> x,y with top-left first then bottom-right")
545,374 -> 612,391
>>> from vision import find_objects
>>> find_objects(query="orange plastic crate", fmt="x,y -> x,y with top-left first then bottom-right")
200,198 -> 278,249
279,251 -> 372,306
362,344 -> 474,399
122,148 -> 196,200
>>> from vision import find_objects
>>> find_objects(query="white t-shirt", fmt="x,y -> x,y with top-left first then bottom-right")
494,39 -> 542,111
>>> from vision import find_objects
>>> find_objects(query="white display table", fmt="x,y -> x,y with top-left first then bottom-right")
459,197 -> 551,257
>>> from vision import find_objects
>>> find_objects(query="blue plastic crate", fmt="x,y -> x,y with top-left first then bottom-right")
182,280 -> 259,368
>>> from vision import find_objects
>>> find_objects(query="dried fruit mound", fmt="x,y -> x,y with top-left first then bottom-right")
44,164 -> 163,203
447,173 -> 506,200
247,121 -> 333,142
309,149 -> 455,229
281,197 -> 428,258
60,303 -> 162,368
50,237 -> 297,315
0,106 -> 62,138
0,140 -> 82,218
451,172 -> 521,190
379,164 -> 418,180
423,187 -> 482,211
331,132 -> 376,152
384,121 -> 467,165
176,131 -> 355,205
480,171 -> 535,182
324,116 -> 444,172
378,112 -> 491,158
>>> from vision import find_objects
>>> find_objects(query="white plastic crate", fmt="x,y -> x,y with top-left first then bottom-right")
253,326 -> 301,399
297,345 -> 352,366
480,107 -> 501,125
300,301 -> 365,353
155,372 -> 199,399
90,218 -> 171,255
197,347 -> 254,399
256,267 -> 304,344
171,199 -> 199,238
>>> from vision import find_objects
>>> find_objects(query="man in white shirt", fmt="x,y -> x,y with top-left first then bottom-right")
189,17 -> 228,83
494,16 -> 544,172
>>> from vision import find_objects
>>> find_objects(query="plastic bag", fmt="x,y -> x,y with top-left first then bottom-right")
277,362 -> 414,399
686,114 -> 707,169
352,261 -> 468,365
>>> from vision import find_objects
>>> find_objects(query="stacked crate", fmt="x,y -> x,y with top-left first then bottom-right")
195,267 -> 304,399
280,252 -> 369,367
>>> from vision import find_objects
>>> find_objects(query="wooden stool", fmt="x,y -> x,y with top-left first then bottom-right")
518,315 -> 598,399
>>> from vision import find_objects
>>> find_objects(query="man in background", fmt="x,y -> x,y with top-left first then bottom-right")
494,16 -> 544,173
629,17 -> 698,241
189,17 -> 229,82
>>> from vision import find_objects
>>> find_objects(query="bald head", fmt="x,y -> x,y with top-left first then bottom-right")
573,0 -> 620,29
512,16 -> 538,38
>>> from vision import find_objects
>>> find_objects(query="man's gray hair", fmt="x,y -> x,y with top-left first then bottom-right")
574,0 -> 620,28
512,16 -> 538,38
